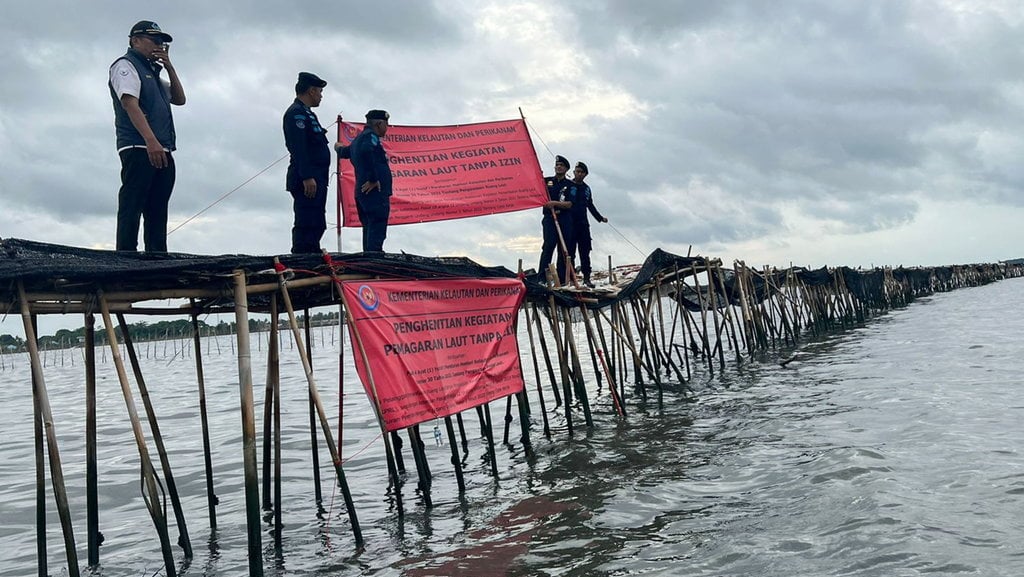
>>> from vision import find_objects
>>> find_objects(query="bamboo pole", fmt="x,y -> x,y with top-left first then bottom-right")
502,394 -> 515,445
230,271 -> 265,576
521,306 -> 551,438
629,294 -> 659,384
30,313 -> 49,577
188,309 -> 219,533
530,303 -> 562,406
303,310 -> 324,507
714,266 -> 743,364
544,295 -> 574,434
615,302 -> 646,396
273,305 -> 283,542
340,292 -> 404,512
596,350 -> 624,418
444,416 -> 465,493
261,303 -> 277,512
482,403 -> 499,478
594,307 -> 655,386
117,314 -> 193,559
409,426 -> 433,507
84,313 -> 101,566
97,294 -> 174,576
561,307 -> 594,427
627,295 -> 661,392
704,265 -> 726,371
272,262 -> 362,543
322,251 -> 346,459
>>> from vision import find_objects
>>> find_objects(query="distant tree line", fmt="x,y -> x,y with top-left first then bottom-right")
0,310 -> 341,352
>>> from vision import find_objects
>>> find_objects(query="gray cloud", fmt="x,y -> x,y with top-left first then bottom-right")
2,0 -> 1023,277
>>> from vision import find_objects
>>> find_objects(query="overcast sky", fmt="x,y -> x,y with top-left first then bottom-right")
3,1 -> 1024,334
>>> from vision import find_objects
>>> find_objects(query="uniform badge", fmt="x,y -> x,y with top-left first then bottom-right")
296,120 -> 306,129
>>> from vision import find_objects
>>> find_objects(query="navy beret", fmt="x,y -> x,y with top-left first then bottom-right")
575,161 -> 588,174
366,109 -> 390,121
554,155 -> 570,168
297,72 -> 327,88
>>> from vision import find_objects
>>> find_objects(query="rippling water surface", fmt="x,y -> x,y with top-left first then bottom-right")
2,277 -> 1022,576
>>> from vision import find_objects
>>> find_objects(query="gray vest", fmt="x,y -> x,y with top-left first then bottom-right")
109,49 -> 176,151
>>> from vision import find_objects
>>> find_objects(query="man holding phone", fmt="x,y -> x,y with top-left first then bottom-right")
109,20 -> 186,252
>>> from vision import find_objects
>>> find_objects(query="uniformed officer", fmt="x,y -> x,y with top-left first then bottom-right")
568,161 -> 608,287
283,72 -> 331,254
349,109 -> 392,252
538,154 -> 577,285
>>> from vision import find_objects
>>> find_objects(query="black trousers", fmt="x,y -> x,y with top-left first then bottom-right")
289,178 -> 328,254
356,192 -> 390,252
538,217 -> 574,284
569,225 -> 593,275
116,148 -> 175,252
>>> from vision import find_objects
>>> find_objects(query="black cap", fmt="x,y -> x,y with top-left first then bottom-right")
296,71 -> 327,90
575,161 -> 589,174
554,155 -> 570,168
130,21 -> 173,42
366,109 -> 390,121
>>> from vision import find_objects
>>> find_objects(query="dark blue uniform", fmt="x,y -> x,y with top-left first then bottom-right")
283,98 -> 330,253
568,181 -> 605,278
349,127 -> 392,252
538,176 -> 577,284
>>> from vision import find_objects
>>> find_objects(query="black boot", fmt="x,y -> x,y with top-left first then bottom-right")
583,273 -> 594,288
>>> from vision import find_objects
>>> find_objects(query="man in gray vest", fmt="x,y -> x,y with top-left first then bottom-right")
109,20 -> 186,252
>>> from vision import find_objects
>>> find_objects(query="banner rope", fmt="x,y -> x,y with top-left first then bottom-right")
523,112 -> 652,261
606,222 -> 648,259
168,120 -> 340,237
323,430 -> 384,544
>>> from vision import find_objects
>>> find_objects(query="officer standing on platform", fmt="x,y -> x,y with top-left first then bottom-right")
109,20 -> 185,252
538,155 -> 577,285
283,72 -> 331,254
568,161 -> 608,287
349,109 -> 393,252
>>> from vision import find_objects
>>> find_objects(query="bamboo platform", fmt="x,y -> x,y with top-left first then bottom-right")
2,237 -> 1021,577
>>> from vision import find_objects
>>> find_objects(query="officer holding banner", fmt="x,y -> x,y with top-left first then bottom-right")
350,109 -> 393,252
538,154 -> 576,285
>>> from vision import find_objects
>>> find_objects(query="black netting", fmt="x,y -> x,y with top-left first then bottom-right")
2,238 -> 1020,316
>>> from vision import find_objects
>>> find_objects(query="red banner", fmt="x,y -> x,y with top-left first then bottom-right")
336,118 -> 547,227
341,278 -> 526,432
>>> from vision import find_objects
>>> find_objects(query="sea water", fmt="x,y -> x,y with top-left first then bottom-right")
1,277 -> 1022,576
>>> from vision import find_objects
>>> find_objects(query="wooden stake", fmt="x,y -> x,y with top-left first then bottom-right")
84,313 -> 101,566
303,310 -> 324,507
116,314 -> 193,559
189,308 -> 218,533
97,293 -> 174,576
229,271 -> 265,575
272,261 -> 362,544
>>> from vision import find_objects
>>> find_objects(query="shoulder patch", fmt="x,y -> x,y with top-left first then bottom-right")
295,119 -> 306,129
119,68 -> 130,76
370,134 -> 380,146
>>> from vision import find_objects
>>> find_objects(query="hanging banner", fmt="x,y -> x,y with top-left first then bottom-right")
337,118 -> 547,227
341,277 -> 526,432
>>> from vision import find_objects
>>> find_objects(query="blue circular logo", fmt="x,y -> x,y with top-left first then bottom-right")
357,284 -> 380,312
